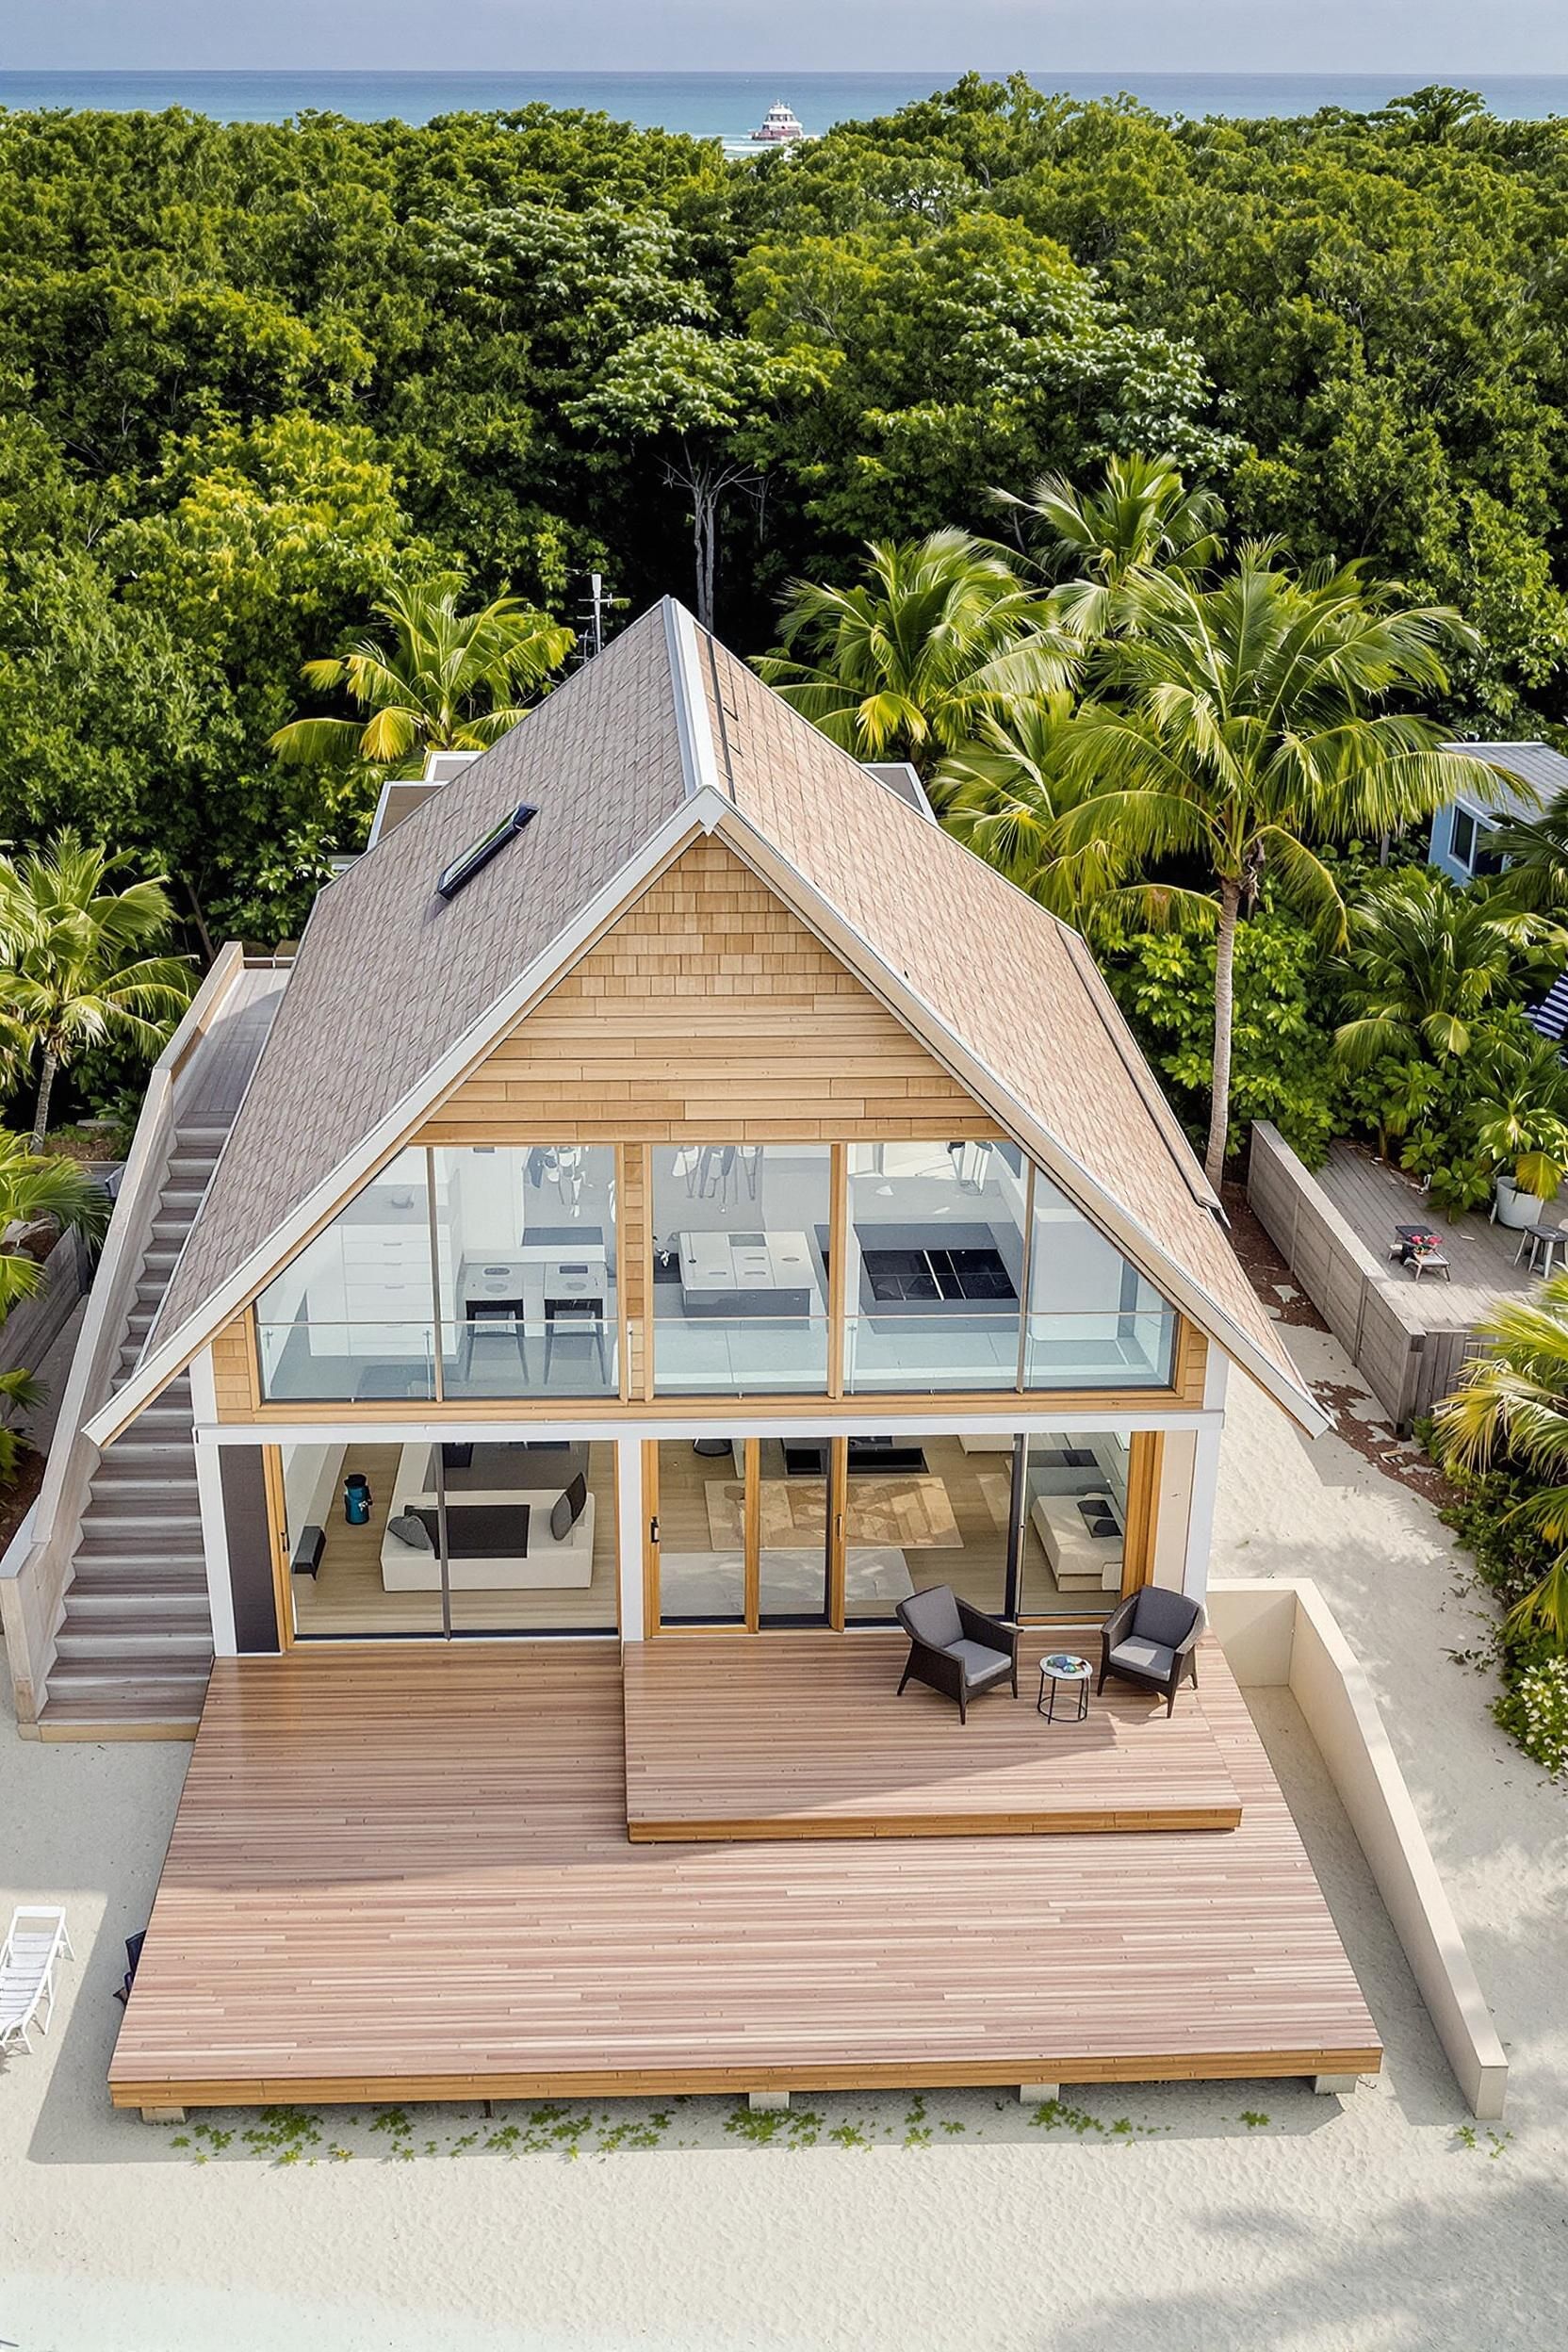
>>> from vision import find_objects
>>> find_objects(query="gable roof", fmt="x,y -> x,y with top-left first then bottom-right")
1444,740 -> 1568,822
93,599 -> 1322,1443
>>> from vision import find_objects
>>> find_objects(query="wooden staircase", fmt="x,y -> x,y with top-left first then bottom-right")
41,1127 -> 227,1733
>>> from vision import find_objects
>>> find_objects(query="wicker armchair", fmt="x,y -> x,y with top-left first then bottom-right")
895,1586 -> 1019,1723
1099,1587 -> 1204,1715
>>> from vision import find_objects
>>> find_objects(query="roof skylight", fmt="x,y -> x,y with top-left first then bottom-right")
435,803 -> 537,900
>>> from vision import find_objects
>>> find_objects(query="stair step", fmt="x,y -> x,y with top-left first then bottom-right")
48,1639 -> 215,1683
74,1529 -> 205,1563
39,1682 -> 209,1732
68,1558 -> 209,1594
57,1602 -> 212,1645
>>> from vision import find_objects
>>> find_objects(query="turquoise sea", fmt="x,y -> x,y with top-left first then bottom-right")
2,71 -> 1567,146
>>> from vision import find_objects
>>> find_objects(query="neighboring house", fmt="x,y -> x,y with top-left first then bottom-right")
8,601 -> 1394,2120
1429,739 -> 1568,882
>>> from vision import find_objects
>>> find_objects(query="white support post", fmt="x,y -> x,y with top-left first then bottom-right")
1018,2082 -> 1061,2105
189,1348 -> 237,1659
748,2090 -> 790,2113
1312,2075 -> 1360,2098
616,1436 -> 645,1642
1184,1355 -> 1229,1603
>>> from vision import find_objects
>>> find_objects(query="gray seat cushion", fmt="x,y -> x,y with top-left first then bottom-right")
1110,1635 -> 1175,1680
1132,1585 -> 1201,1647
944,1638 -> 1012,1687
899,1587 -> 964,1648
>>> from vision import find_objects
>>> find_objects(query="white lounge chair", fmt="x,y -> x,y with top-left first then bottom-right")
0,1905 -> 74,2054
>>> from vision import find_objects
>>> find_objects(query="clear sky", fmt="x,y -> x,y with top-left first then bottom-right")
6,2 -> 1568,77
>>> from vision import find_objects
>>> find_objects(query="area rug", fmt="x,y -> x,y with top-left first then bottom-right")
705,1477 -> 960,1549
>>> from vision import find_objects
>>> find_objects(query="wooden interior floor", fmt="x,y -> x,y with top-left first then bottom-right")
108,1646 -> 1380,2111
623,1631 -> 1241,1838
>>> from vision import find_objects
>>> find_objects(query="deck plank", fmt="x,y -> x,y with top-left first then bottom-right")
108,1645 -> 1380,2109
624,1631 -> 1242,1837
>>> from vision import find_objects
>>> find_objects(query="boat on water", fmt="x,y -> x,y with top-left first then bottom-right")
751,100 -> 806,143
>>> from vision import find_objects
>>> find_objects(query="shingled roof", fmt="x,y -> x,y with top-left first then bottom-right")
98,598 -> 1319,1441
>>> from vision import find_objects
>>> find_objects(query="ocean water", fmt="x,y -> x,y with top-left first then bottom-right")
2,70 -> 1566,147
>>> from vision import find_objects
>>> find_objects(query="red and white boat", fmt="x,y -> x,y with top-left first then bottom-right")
751,100 -> 806,143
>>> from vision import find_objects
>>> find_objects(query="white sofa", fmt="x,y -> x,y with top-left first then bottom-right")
1030,1492 -> 1125,1593
379,1445 -> 595,1591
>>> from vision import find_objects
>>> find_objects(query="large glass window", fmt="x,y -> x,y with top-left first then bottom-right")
650,1145 -> 831,1394
256,1149 -> 438,1404
255,1144 -> 618,1404
1019,1430 -> 1130,1617
842,1431 -> 1012,1624
843,1141 -> 1026,1392
1025,1171 -> 1174,1388
433,1145 -> 617,1400
283,1437 -> 619,1638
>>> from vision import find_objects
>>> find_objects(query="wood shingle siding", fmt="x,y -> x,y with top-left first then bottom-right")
414,840 -> 1003,1147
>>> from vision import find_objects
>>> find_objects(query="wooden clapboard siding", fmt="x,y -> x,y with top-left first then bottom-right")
1172,1316 -> 1209,1405
624,1631 -> 1241,1838
107,1645 -> 1380,2111
413,838 -> 1004,1147
210,1313 -> 257,1421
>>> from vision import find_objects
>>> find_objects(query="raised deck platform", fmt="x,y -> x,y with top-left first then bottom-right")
622,1631 -> 1242,1838
109,1646 -> 1380,2113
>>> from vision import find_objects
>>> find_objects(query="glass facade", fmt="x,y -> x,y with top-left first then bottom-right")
842,1430 -> 1012,1623
842,1140 -> 1028,1392
253,1136 -> 1175,1406
283,1436 -> 619,1639
1025,1169 -> 1175,1389
650,1144 -> 831,1394
256,1148 -> 438,1404
255,1144 -> 617,1404
433,1145 -> 617,1400
1019,1430 -> 1131,1618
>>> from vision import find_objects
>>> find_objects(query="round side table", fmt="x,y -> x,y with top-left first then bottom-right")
1037,1652 -> 1092,1723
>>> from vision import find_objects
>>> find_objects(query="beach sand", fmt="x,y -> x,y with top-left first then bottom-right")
2,1320 -> 1564,2350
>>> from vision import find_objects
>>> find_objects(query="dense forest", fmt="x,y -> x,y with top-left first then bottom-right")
3,73 -> 1568,950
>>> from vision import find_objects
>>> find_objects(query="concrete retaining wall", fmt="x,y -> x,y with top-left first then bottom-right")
1246,1122 -> 1485,1429
1210,1577 -> 1508,2120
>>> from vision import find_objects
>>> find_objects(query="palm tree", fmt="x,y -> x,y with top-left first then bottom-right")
1042,547 -> 1506,1185
995,449 -> 1225,641
1479,793 -> 1568,916
270,575 -> 575,778
754,531 -> 1075,777
1332,867 -> 1552,1070
0,1130 -> 110,1482
1431,1274 -> 1568,1644
935,695 -> 1136,926
0,833 -> 195,1152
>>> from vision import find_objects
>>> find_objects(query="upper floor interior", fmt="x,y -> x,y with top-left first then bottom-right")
89,599 -> 1320,1448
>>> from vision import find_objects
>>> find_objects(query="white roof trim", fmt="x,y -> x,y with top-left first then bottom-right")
85,799 -> 710,1446
663,599 -> 725,801
88,781 -> 1322,1445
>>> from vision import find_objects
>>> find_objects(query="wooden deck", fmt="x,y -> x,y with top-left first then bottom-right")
1317,1140 -> 1538,1331
623,1632 -> 1242,1838
109,1646 -> 1380,2112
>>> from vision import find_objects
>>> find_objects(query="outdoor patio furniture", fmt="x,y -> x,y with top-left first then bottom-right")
1037,1651 -> 1092,1722
1098,1588 -> 1205,1716
1515,1218 -> 1568,1279
894,1585 -> 1019,1723
113,1929 -> 147,2008
1409,1250 -> 1451,1281
0,1904 -> 74,2053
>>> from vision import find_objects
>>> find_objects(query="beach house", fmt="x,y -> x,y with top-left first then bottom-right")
5,601 -> 1385,2118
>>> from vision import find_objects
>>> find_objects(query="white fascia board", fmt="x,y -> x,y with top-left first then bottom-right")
194,1403 -> 1226,1447
663,599 -> 726,800
85,800 -> 710,1446
710,806 -> 1328,1438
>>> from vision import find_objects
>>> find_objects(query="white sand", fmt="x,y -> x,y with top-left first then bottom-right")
3,1326 -> 1564,2350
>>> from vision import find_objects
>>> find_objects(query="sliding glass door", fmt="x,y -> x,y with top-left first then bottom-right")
648,1435 -> 833,1629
